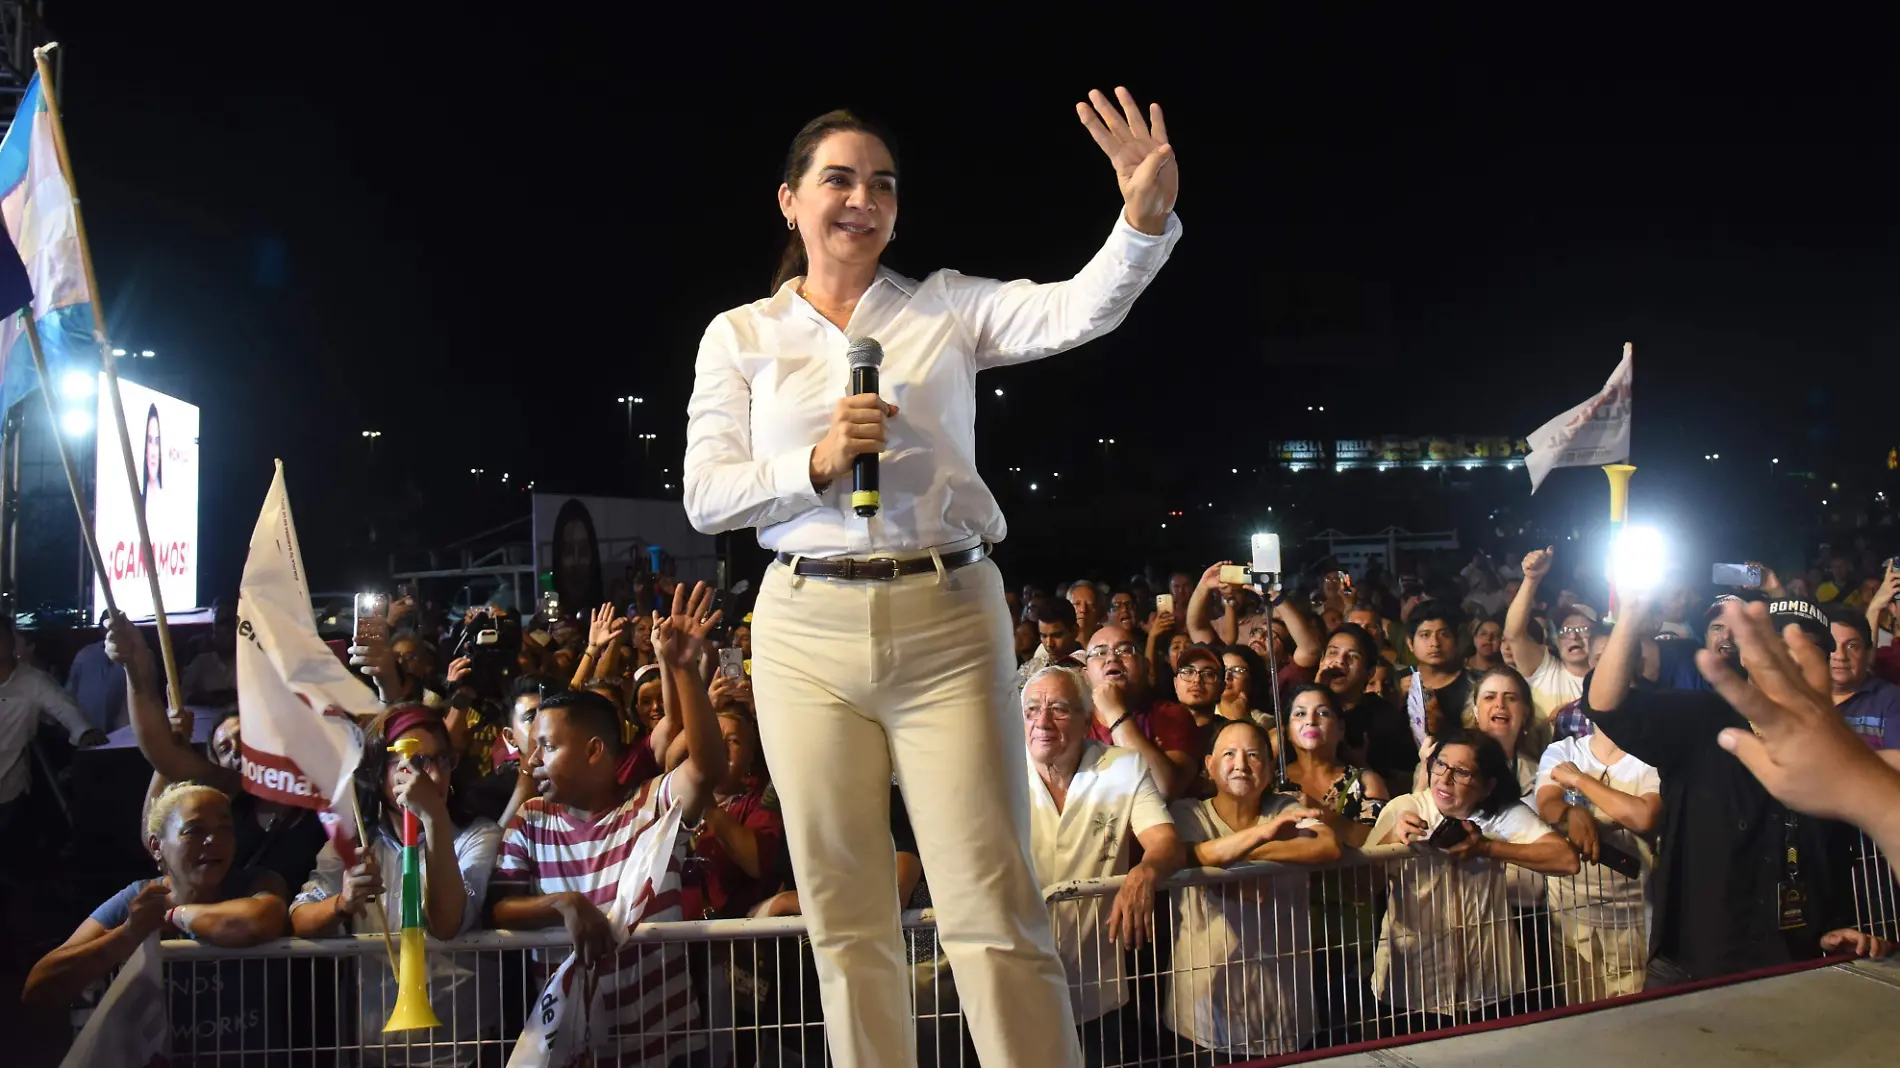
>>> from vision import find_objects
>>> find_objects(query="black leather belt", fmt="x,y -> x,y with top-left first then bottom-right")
776,544 -> 989,581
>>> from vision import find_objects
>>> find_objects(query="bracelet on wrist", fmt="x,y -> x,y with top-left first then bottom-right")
167,905 -> 188,934
1106,712 -> 1135,736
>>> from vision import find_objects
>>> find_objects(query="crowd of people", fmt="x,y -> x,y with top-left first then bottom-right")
7,541 -> 1900,1064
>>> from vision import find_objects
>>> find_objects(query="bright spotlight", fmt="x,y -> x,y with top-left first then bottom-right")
1609,525 -> 1665,593
61,408 -> 93,437
61,370 -> 95,399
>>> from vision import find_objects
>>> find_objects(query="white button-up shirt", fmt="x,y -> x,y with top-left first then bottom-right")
1367,791 -> 1557,1015
1027,739 -> 1172,1023
0,662 -> 93,804
684,213 -> 1182,556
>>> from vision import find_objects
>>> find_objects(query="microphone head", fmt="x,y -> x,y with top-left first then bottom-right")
846,337 -> 884,371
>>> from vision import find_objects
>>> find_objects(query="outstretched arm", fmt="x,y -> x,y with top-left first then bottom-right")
941,88 -> 1182,370
651,583 -> 730,824
107,613 -> 238,795
1505,547 -> 1554,677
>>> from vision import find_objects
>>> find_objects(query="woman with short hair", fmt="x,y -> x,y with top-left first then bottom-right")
1166,718 -> 1337,1058
25,782 -> 290,1058
1371,729 -> 1579,1028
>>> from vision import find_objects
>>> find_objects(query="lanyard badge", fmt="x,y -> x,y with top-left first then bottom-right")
1777,811 -> 1807,932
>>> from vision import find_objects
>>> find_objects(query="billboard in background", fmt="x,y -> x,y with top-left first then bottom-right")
530,493 -> 717,614
1276,436 -> 1530,470
93,375 -> 199,619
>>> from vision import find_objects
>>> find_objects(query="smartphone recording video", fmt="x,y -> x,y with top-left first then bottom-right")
353,592 -> 388,643
1710,563 -> 1763,588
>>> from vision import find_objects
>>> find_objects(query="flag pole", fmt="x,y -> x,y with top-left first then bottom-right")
24,315 -> 115,615
30,43 -> 182,715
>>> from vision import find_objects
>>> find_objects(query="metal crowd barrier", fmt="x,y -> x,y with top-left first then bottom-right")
83,832 -> 1895,1067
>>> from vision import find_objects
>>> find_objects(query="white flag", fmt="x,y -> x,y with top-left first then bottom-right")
235,461 -> 374,853
1523,343 -> 1633,493
59,933 -> 168,1068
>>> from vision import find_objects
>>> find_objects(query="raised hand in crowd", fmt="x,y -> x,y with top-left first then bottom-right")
708,671 -> 753,712
652,582 -> 722,672
652,581 -> 730,824
1187,561 -> 1238,645
445,656 -> 473,686
580,602 -> 626,685
103,610 -> 155,687
1699,600 -> 1900,869
1867,564 -> 1900,635
167,703 -> 194,744
1505,546 -> 1557,676
385,595 -> 417,629
349,627 -> 409,704
105,610 -> 240,796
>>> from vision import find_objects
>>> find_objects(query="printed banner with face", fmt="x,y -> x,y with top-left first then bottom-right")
93,374 -> 199,619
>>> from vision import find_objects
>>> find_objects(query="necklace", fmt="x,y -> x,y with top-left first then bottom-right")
797,285 -> 858,327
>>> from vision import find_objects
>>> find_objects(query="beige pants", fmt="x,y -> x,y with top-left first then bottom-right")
751,555 -> 1083,1068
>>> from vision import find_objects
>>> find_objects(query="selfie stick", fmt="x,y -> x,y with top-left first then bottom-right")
1245,563 -> 1295,797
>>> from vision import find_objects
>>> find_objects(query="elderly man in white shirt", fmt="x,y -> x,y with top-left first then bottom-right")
1023,665 -> 1182,1066
0,619 -> 105,843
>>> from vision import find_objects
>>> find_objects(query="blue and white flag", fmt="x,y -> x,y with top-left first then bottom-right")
0,73 -> 95,413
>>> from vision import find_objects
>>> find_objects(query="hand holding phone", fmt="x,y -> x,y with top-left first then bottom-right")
1711,563 -> 1763,588
1155,594 -> 1174,616
1426,817 -> 1471,850
718,647 -> 746,679
1219,564 -> 1249,586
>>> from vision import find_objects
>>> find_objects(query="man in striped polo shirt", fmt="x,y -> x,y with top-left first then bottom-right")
488,582 -> 730,1065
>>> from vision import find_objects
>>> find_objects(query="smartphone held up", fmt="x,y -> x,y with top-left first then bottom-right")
1710,563 -> 1763,589
353,592 -> 388,643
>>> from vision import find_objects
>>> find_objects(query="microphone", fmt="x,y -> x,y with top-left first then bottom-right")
846,337 -> 884,517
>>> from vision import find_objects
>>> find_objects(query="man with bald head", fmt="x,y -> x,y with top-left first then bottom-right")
1083,624 -> 1200,799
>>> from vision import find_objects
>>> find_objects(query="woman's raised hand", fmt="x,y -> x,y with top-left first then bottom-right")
1076,86 -> 1177,235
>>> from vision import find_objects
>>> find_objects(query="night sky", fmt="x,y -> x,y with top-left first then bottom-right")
42,9 -> 1900,599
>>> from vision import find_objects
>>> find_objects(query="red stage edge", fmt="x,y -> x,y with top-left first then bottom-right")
1230,953 -> 1854,1068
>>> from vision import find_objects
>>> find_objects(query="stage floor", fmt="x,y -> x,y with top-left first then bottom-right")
1303,958 -> 1900,1067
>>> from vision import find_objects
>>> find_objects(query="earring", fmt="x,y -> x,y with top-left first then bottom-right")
787,219 -> 796,231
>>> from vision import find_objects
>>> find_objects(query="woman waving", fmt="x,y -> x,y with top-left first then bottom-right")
684,88 -> 1180,1068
